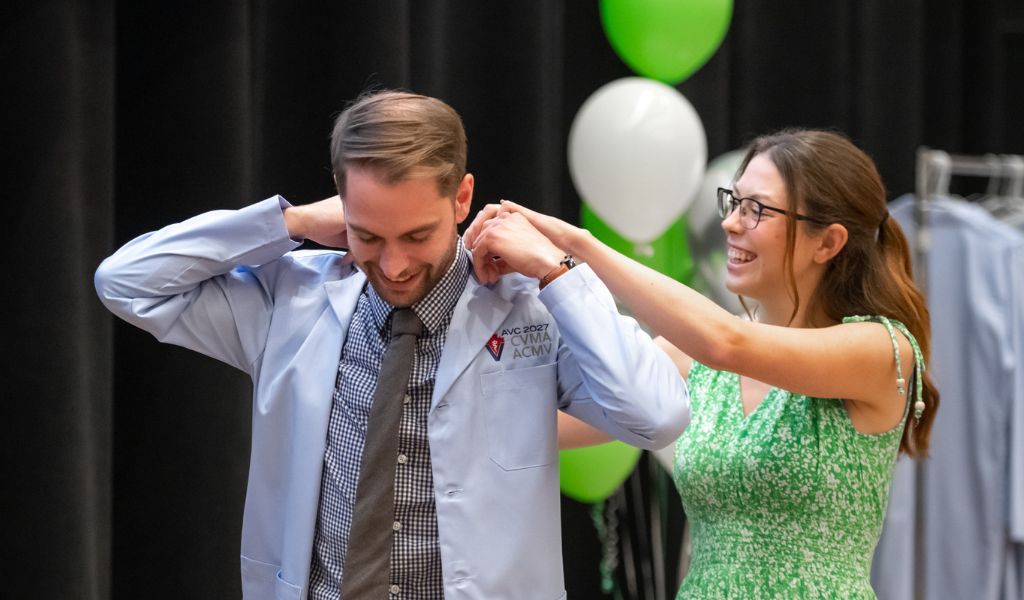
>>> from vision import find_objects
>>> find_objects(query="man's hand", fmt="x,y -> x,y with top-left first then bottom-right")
469,211 -> 565,285
283,195 -> 348,249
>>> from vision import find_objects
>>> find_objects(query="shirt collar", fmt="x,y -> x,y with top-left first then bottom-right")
366,237 -> 470,336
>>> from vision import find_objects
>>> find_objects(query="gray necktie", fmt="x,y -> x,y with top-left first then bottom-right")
340,307 -> 424,599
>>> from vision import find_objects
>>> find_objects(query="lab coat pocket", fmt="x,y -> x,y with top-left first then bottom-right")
480,362 -> 558,470
240,555 -> 302,600
275,572 -> 302,600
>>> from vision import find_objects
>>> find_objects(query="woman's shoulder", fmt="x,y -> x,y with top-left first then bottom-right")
841,315 -> 918,346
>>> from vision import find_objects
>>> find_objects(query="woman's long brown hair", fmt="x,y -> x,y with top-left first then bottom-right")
735,129 -> 938,457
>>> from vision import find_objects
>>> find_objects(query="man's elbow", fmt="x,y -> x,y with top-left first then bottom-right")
627,388 -> 691,451
94,258 -> 118,303
93,257 -> 134,316
651,395 -> 692,449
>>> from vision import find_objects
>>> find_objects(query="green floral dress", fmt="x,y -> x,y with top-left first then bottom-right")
672,318 -> 919,599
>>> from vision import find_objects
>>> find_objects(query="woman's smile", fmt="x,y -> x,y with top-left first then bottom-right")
727,244 -> 757,265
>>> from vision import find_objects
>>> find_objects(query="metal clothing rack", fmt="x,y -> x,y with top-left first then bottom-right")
912,148 -> 1024,600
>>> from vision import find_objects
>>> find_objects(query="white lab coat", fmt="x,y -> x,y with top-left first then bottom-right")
94,196 -> 691,600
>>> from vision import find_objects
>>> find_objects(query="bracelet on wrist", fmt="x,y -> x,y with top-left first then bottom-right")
539,255 -> 578,290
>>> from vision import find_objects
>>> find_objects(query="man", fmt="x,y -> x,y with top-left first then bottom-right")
95,91 -> 690,600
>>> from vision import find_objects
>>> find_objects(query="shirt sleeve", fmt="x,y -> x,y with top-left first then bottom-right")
538,264 -> 691,450
94,196 -> 302,374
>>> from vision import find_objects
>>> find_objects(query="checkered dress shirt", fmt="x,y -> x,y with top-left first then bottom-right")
308,239 -> 470,600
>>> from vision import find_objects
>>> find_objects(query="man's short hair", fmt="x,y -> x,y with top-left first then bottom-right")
330,90 -> 468,199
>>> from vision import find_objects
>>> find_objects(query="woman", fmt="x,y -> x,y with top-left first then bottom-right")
465,129 -> 938,599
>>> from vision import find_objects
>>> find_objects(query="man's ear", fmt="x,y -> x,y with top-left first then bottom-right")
813,223 -> 848,264
454,173 -> 475,224
333,173 -> 344,201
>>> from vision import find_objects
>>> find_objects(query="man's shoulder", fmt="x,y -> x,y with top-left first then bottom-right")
259,248 -> 360,284
280,248 -> 347,267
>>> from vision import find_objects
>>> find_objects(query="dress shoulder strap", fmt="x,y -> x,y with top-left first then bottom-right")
842,315 -> 927,420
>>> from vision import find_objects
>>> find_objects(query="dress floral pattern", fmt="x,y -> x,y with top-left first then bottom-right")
673,339 -> 911,599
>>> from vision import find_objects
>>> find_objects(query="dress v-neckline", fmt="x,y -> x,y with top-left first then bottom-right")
736,372 -> 777,421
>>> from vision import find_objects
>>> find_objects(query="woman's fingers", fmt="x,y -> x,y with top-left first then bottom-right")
463,203 -> 502,249
497,199 -> 526,214
496,201 -> 573,252
464,201 -> 527,248
465,200 -> 579,258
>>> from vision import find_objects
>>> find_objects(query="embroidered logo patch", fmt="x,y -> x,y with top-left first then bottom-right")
500,323 -> 554,359
485,333 -> 505,361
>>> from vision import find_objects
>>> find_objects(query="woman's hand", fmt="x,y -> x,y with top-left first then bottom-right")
468,210 -> 565,285
464,200 -> 585,256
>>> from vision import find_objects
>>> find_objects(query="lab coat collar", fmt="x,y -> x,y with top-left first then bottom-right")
323,267 -> 367,329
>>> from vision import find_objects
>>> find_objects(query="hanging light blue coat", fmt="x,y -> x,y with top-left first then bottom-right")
94,196 -> 691,600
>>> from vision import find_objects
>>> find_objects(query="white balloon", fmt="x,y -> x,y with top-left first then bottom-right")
568,78 -> 707,244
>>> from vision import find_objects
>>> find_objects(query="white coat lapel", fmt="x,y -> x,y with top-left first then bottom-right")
277,270 -> 367,587
324,269 -> 367,329
431,276 -> 512,410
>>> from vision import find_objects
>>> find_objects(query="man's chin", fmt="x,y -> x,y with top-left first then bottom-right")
376,289 -> 424,308
367,273 -> 432,307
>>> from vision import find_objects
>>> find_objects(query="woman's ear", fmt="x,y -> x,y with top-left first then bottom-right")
814,223 -> 848,263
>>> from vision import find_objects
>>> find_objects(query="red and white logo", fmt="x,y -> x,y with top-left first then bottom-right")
485,333 -> 505,361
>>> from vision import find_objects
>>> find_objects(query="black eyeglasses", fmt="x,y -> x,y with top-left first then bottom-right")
716,187 -> 825,230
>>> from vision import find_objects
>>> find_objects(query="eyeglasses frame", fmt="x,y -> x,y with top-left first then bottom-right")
716,187 -> 830,229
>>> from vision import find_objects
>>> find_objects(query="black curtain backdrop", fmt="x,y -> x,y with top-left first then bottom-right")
4,1 -> 1023,598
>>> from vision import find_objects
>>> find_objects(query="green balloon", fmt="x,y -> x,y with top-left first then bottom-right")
581,203 -> 694,285
559,441 -> 642,503
600,0 -> 733,84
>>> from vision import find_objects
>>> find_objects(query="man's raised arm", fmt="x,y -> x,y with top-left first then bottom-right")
94,195 -> 345,373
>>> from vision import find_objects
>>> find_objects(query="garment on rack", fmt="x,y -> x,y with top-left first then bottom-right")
871,195 -> 1024,600
977,195 -> 1024,232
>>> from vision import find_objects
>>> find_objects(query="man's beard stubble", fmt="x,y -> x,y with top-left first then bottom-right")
359,231 -> 459,308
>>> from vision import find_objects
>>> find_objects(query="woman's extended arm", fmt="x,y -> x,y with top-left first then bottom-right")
465,202 -> 914,409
